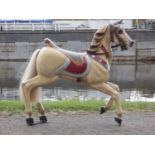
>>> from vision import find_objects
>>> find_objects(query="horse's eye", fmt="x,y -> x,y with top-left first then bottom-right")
118,29 -> 123,34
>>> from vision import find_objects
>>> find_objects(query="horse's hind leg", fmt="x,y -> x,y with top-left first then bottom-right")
30,87 -> 53,123
30,87 -> 47,122
91,82 -> 122,125
22,75 -> 58,125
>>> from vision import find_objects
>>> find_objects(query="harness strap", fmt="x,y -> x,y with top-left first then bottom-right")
87,44 -> 111,59
100,45 -> 110,58
87,44 -> 111,70
87,50 -> 105,55
93,55 -> 107,67
111,44 -> 120,48
77,78 -> 82,82
110,24 -> 126,49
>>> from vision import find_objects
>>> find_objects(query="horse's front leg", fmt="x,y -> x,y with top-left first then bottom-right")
99,82 -> 120,113
90,82 -> 122,125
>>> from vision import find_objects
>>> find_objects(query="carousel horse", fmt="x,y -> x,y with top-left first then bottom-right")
19,20 -> 134,126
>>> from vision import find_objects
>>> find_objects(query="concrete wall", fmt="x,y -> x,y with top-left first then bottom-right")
0,30 -> 155,60
1,60 -> 155,90
1,30 -> 155,43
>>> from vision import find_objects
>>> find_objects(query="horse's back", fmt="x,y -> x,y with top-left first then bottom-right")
59,48 -> 86,58
36,46 -> 91,78
36,47 -> 69,76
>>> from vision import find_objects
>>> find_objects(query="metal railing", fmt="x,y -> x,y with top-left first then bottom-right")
0,19 -> 55,31
0,19 -> 134,31
0,23 -> 56,31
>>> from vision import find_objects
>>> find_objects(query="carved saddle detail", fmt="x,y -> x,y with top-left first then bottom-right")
56,48 -> 92,78
65,56 -> 87,74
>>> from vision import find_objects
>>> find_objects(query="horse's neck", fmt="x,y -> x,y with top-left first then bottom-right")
96,34 -> 113,64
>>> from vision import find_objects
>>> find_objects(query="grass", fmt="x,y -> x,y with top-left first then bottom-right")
0,100 -> 24,112
0,100 -> 155,113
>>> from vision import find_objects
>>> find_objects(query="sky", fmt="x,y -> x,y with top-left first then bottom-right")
0,0 -> 154,19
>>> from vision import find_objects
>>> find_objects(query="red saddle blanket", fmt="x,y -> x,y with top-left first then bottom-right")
65,56 -> 87,74
56,49 -> 91,79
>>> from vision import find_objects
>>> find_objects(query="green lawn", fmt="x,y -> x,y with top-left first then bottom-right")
0,100 -> 155,113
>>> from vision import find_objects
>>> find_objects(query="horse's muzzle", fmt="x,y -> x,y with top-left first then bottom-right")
130,41 -> 134,47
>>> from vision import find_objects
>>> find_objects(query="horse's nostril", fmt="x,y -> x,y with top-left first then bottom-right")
130,41 -> 134,47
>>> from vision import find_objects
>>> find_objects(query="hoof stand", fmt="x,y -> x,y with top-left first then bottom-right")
26,118 -> 34,126
39,116 -> 47,123
99,106 -> 106,114
114,117 -> 122,126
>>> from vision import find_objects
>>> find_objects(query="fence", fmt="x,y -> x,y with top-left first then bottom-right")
0,19 -> 55,31
0,19 -> 134,31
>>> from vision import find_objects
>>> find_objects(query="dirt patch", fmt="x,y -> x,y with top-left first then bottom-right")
0,111 -> 155,135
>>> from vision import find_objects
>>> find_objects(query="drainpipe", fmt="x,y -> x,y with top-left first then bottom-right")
136,19 -> 139,29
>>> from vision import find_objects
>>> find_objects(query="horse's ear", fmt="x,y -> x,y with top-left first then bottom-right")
113,20 -> 123,25
96,26 -> 107,34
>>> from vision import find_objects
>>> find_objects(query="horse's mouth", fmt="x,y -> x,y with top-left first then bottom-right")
121,44 -> 128,51
121,41 -> 134,51
111,44 -> 128,51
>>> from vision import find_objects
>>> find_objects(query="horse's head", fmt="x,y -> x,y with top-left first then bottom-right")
88,20 -> 134,56
110,20 -> 134,50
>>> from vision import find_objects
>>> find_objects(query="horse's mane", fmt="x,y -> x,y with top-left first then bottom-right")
88,26 -> 107,52
44,26 -> 107,52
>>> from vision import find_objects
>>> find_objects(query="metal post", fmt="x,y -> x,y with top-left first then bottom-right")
136,19 -> 139,29
5,20 -> 8,31
32,23 -> 34,31
135,41 -> 138,73
135,41 -> 138,62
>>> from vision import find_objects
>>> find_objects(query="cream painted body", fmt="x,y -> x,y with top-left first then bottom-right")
36,46 -> 109,84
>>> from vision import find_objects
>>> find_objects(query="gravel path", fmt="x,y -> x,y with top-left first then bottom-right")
0,111 -> 155,135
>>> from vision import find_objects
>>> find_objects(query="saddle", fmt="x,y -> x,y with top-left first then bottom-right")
56,49 -> 92,80
65,55 -> 87,74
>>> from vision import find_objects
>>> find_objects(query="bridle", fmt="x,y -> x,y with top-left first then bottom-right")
110,24 -> 127,50
87,44 -> 110,58
87,24 -> 127,57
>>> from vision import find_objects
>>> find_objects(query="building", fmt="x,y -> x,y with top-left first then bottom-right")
133,19 -> 155,30
52,19 -> 133,31
0,19 -> 134,31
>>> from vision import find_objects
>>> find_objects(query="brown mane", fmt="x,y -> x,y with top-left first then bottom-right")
88,26 -> 107,52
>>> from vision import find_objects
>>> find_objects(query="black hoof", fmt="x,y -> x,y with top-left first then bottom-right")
26,118 -> 34,126
39,115 -> 47,123
99,106 -> 106,114
114,117 -> 122,126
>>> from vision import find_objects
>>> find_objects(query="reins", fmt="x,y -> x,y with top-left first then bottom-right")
86,24 -> 126,68
110,24 -> 126,49
87,44 -> 110,58
111,44 -> 120,48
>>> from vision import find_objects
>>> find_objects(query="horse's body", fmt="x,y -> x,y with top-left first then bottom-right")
20,21 -> 134,125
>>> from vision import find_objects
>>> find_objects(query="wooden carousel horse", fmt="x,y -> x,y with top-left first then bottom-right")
19,20 -> 134,126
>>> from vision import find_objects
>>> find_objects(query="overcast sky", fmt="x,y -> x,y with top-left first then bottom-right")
0,0 -> 154,19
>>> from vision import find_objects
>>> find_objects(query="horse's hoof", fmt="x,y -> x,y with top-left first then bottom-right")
26,118 -> 34,126
114,117 -> 122,126
99,106 -> 106,114
39,115 -> 47,123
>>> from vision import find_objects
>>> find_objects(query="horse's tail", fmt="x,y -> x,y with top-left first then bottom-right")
19,49 -> 40,103
44,38 -> 59,48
